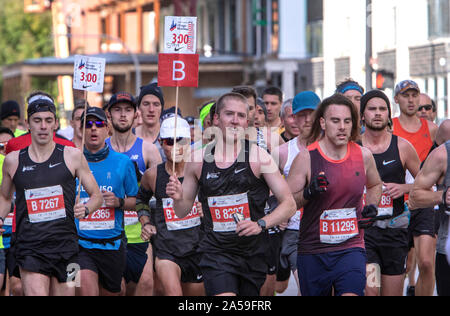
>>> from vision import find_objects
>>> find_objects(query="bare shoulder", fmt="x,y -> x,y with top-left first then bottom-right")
142,163 -> 158,192
427,120 -> 438,132
4,150 -> 20,176
63,146 -> 84,172
397,136 -> 416,155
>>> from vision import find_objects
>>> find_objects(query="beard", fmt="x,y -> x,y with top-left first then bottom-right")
112,120 -> 133,133
365,119 -> 389,131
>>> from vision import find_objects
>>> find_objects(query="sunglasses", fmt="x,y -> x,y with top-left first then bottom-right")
418,105 -> 433,112
162,138 -> 188,146
85,120 -> 107,129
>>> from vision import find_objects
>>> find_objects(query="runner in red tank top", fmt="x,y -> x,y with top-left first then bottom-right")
287,94 -> 382,296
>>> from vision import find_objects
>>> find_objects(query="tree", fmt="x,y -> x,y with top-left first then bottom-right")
0,0 -> 53,100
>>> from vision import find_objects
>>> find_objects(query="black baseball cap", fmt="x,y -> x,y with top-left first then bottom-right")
80,107 -> 108,124
107,92 -> 136,111
27,95 -> 57,118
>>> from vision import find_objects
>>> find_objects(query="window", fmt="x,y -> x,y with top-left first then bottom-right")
306,0 -> 323,57
428,0 -> 450,38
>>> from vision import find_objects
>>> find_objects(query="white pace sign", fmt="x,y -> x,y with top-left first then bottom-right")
73,55 -> 106,93
164,16 -> 197,54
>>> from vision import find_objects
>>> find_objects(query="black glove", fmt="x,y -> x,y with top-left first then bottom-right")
358,204 -> 378,229
303,173 -> 329,201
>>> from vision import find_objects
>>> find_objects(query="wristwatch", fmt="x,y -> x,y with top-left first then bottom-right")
84,206 -> 90,219
257,219 -> 267,232
118,197 -> 125,209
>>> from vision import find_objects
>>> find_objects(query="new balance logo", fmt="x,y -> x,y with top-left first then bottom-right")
206,172 -> 220,180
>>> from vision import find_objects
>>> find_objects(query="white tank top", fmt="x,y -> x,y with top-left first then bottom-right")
283,138 -> 302,230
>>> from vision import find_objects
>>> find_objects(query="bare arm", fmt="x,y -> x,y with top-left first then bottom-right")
167,161 -> 201,219
362,147 -> 382,206
384,137 -> 421,199
236,146 -> 296,236
66,148 -> 103,219
0,153 -> 18,226
143,141 -> 163,170
286,150 -> 311,210
409,145 -> 446,209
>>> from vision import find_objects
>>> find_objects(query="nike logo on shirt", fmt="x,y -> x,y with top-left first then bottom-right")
49,162 -> 63,168
383,160 -> 396,166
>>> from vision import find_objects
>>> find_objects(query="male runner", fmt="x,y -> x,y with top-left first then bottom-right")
263,87 -> 284,131
392,80 -> 438,296
5,92 -> 75,154
138,116 -> 205,296
231,86 -> 257,127
0,95 -> 102,296
359,90 -> 421,296
409,141 -> 450,296
275,91 -> 321,295
166,92 -> 296,296
336,79 -> 364,115
416,93 -> 435,122
69,100 -> 89,149
287,93 -> 382,296
75,107 -> 138,296
0,100 -> 27,137
280,99 -> 300,142
135,83 -> 165,158
105,92 -> 162,296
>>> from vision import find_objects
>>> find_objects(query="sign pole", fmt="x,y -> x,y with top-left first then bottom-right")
172,86 -> 180,174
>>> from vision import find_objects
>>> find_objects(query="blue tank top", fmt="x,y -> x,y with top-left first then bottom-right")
76,150 -> 138,250
106,137 -> 147,174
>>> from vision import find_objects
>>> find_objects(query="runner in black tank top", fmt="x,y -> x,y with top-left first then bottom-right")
153,163 -> 203,258
14,144 -> 77,255
166,93 -> 296,296
360,90 -> 421,296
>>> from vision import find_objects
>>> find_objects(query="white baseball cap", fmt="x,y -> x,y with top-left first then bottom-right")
160,116 -> 191,139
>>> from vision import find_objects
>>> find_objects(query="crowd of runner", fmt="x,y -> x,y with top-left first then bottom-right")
0,78 -> 449,296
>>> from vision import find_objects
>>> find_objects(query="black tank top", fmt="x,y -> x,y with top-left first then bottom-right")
13,144 -> 77,254
371,135 -> 405,218
152,163 -> 203,257
198,140 -> 270,256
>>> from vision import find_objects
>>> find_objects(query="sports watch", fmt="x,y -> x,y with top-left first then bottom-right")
257,219 -> 267,232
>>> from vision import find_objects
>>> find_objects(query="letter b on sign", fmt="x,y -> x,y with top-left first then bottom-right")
158,53 -> 199,87
173,61 -> 186,81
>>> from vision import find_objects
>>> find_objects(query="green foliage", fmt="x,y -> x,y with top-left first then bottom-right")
0,0 -> 54,99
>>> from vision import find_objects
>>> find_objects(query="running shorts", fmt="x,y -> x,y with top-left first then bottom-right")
297,248 -> 367,296
365,226 -> 408,276
408,207 -> 436,249
200,251 -> 267,296
124,242 -> 149,284
156,250 -> 203,283
15,249 -> 79,283
77,242 -> 126,293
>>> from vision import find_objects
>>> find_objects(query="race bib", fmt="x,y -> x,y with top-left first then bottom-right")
79,205 -> 115,231
4,212 -> 13,226
25,185 -> 66,223
163,198 -> 201,231
124,211 -> 139,226
363,186 -> 393,218
208,193 -> 250,233
287,208 -> 303,230
320,208 -> 359,244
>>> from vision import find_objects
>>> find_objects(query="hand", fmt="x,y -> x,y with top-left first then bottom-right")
141,222 -> 157,242
383,183 -> 406,200
166,174 -> 183,201
195,201 -> 204,218
358,204 -> 378,229
0,217 -> 4,235
303,172 -> 329,201
236,220 -> 262,237
74,202 -> 88,220
102,191 -> 119,208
